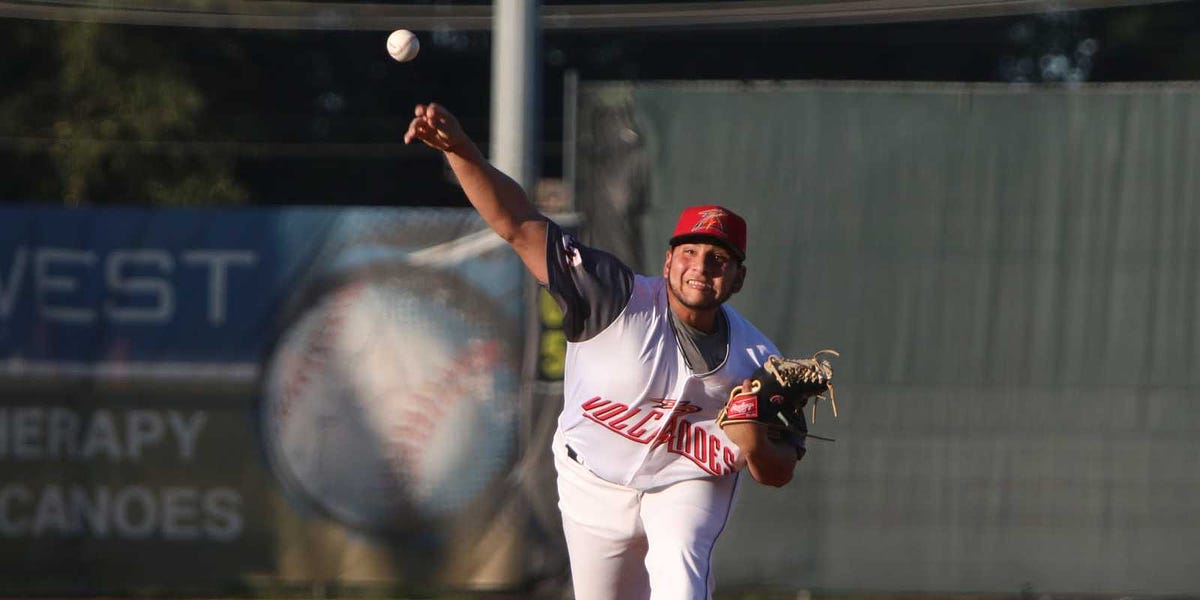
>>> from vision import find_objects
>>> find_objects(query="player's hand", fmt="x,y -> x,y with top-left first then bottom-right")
403,103 -> 467,152
724,378 -> 798,487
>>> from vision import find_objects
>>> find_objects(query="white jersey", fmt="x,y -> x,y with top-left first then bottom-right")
556,274 -> 778,490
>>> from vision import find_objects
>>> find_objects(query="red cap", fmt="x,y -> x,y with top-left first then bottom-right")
669,204 -> 747,260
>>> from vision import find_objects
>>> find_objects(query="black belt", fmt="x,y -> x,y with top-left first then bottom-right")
566,444 -> 583,465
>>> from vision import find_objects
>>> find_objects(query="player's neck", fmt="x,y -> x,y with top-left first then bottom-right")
667,296 -> 720,334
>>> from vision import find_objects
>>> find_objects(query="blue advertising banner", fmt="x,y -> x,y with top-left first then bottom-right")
0,206 -> 530,594
0,206 -> 523,380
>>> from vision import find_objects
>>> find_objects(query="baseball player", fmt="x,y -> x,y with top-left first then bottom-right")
405,103 -> 799,600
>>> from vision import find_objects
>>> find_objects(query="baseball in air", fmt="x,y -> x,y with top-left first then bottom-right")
386,29 -> 419,62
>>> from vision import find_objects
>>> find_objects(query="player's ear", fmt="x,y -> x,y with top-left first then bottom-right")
663,248 -> 673,277
731,263 -> 746,294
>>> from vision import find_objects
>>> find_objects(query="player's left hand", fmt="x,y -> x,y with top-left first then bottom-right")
723,378 -> 799,487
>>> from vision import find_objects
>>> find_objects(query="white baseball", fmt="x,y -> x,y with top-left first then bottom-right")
386,29 -> 419,62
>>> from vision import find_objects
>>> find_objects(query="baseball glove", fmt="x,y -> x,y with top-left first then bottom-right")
716,349 -> 840,457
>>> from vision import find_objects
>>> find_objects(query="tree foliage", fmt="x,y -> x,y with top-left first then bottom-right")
0,21 -> 247,205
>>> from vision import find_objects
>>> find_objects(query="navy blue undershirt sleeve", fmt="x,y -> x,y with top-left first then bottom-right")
543,221 -> 635,343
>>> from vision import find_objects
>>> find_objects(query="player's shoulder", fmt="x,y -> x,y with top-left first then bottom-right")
618,274 -> 664,310
641,274 -> 666,290
720,302 -> 750,325
722,304 -> 778,350
548,222 -> 623,267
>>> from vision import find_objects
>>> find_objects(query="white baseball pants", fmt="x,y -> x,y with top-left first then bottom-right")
554,448 -> 741,600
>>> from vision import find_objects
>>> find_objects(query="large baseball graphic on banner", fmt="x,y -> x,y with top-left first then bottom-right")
261,263 -> 518,535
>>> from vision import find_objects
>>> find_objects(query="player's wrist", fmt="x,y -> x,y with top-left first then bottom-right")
743,442 -> 797,487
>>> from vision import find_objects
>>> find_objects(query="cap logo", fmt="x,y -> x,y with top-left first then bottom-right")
692,208 -> 729,234
671,204 -> 747,259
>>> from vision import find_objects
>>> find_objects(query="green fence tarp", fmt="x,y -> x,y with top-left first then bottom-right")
578,81 -> 1200,596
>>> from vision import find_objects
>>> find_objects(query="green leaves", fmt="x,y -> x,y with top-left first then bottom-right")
2,21 -> 247,205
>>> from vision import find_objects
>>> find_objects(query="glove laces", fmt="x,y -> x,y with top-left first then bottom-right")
766,349 -> 839,424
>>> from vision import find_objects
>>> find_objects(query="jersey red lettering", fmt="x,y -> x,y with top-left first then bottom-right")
626,411 -> 663,438
591,403 -> 628,422
607,407 -> 643,431
652,414 -> 677,447
580,397 -> 608,411
577,397 -> 735,475
670,419 -> 690,454
708,436 -> 722,474
691,428 -> 709,464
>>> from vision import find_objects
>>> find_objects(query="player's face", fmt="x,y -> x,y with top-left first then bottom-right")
663,242 -> 745,311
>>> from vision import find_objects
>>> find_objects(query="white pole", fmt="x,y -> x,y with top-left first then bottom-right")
489,2 -> 542,590
490,0 -> 539,193
562,68 -> 578,212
